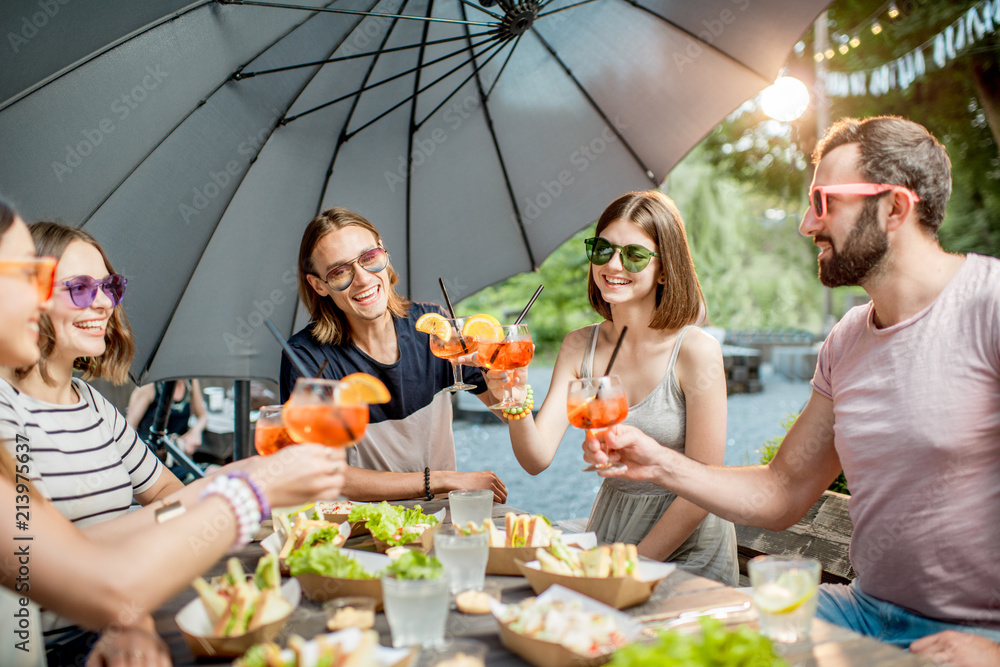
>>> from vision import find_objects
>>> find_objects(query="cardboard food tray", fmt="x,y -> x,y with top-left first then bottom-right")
294,549 -> 392,607
262,521 -> 350,575
318,501 -> 371,537
492,585 -> 639,667
369,508 -> 446,554
515,559 -> 676,610
487,531 -> 596,576
175,579 -> 300,658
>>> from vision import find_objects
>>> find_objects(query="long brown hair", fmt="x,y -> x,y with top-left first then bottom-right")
587,190 -> 706,330
18,222 -> 134,385
297,207 -> 409,345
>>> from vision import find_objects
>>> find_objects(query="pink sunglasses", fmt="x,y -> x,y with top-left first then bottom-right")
810,183 -> 921,220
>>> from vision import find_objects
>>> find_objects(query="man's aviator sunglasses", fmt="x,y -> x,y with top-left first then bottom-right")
321,247 -> 389,291
810,183 -> 921,220
62,274 -> 128,308
585,237 -> 660,273
0,257 -> 57,302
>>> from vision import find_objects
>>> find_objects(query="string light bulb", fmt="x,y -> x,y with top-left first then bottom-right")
871,20 -> 883,35
838,34 -> 849,55
850,35 -> 861,48
814,52 -> 825,62
825,47 -> 836,59
888,2 -> 899,19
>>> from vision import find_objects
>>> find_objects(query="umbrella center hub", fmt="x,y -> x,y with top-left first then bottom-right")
499,1 -> 539,38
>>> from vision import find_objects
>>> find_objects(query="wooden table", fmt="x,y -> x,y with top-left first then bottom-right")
153,500 -> 932,665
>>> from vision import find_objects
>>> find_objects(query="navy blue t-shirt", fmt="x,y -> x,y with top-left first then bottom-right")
278,302 -> 487,423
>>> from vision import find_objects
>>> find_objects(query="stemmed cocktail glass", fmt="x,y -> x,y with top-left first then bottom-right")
428,317 -> 480,392
477,323 -> 533,410
282,378 -> 369,450
567,375 -> 629,472
253,404 -> 295,456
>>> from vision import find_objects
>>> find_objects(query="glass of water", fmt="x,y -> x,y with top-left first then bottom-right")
434,526 -> 489,595
748,555 -> 821,643
380,573 -> 449,647
448,489 -> 493,527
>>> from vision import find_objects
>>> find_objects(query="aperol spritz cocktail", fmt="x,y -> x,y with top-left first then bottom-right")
416,314 -> 483,392
282,377 -> 374,449
477,323 -> 533,410
254,404 -> 296,456
567,375 -> 629,472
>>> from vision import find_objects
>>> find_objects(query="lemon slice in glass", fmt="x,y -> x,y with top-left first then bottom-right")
754,570 -> 817,614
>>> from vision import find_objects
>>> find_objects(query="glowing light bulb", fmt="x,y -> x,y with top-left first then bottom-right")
888,2 -> 899,19
825,48 -> 836,59
839,43 -> 850,54
850,35 -> 861,48
871,21 -> 882,35
814,52 -> 825,62
761,76 -> 810,122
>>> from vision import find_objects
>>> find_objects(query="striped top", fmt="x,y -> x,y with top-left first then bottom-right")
0,377 -> 164,527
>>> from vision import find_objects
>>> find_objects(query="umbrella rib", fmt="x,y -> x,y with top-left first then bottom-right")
455,0 -> 503,20
236,31 -> 492,79
617,0 -> 773,82
1,0 -> 215,111
79,0 -> 346,226
228,0 -> 494,27
536,0 -> 602,18
315,4 -> 408,215
531,28 -> 658,185
281,35 -> 500,125
459,4 -> 536,269
414,37 -> 514,131
484,32 -> 522,99
404,1 -> 434,298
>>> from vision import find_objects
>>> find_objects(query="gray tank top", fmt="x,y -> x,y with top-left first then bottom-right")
581,323 -> 739,585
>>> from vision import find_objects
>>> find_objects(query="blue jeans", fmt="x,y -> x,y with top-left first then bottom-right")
818,581 -> 1000,648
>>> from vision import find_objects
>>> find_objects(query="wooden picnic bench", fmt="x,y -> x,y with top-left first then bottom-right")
735,490 -> 855,586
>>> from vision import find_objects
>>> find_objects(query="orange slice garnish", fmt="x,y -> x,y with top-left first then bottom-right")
339,373 -> 390,404
415,312 -> 452,341
462,314 -> 503,343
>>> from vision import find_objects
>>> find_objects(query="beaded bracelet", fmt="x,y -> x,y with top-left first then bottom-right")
227,469 -> 271,520
503,385 -> 534,421
199,475 -> 262,547
424,467 -> 434,501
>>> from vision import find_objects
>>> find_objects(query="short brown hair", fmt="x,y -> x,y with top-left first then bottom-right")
298,207 -> 410,345
815,116 -> 952,235
19,222 -> 134,385
587,190 -> 706,330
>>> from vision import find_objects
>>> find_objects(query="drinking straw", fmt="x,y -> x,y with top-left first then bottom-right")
439,277 -> 469,353
602,326 -> 628,377
488,284 -> 545,367
514,284 -> 544,324
264,318 -> 312,378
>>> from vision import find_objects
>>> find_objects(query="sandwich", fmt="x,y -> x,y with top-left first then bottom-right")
276,514 -> 345,560
536,540 -> 640,579
492,512 -> 557,548
191,556 -> 293,638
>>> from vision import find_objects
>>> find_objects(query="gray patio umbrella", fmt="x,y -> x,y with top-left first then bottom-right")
0,0 -> 829,386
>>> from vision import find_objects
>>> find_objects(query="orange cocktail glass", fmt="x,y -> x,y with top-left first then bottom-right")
282,378 -> 369,449
477,323 -> 533,409
254,404 -> 296,456
567,375 -> 628,472
429,317 -> 481,392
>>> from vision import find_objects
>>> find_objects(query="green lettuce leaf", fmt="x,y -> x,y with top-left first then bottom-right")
348,501 -> 439,546
286,543 -> 377,579
609,618 -> 788,667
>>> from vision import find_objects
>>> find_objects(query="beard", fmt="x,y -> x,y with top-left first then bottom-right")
818,198 -> 889,288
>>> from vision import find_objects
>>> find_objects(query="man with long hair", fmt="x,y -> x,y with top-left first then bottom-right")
280,207 -> 506,502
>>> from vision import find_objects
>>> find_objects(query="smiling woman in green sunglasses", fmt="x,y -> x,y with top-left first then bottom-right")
489,189 -> 738,586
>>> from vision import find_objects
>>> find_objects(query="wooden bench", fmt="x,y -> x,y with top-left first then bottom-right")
735,490 -> 855,586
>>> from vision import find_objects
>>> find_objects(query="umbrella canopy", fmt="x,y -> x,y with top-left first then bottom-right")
0,0 -> 829,385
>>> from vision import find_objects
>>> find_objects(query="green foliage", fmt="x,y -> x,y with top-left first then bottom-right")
757,413 -> 849,495
458,224 -> 601,362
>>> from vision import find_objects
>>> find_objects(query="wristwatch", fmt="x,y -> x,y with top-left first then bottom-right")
154,500 -> 186,524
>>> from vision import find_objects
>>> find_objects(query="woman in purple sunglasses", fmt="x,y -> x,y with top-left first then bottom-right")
0,221 -> 351,659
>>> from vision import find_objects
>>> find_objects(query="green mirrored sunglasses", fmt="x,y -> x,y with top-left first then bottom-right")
584,237 -> 660,273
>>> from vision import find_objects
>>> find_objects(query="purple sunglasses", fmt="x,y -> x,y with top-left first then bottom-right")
61,274 -> 127,308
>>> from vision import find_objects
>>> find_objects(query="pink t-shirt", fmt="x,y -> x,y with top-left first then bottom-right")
813,253 -> 1000,629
